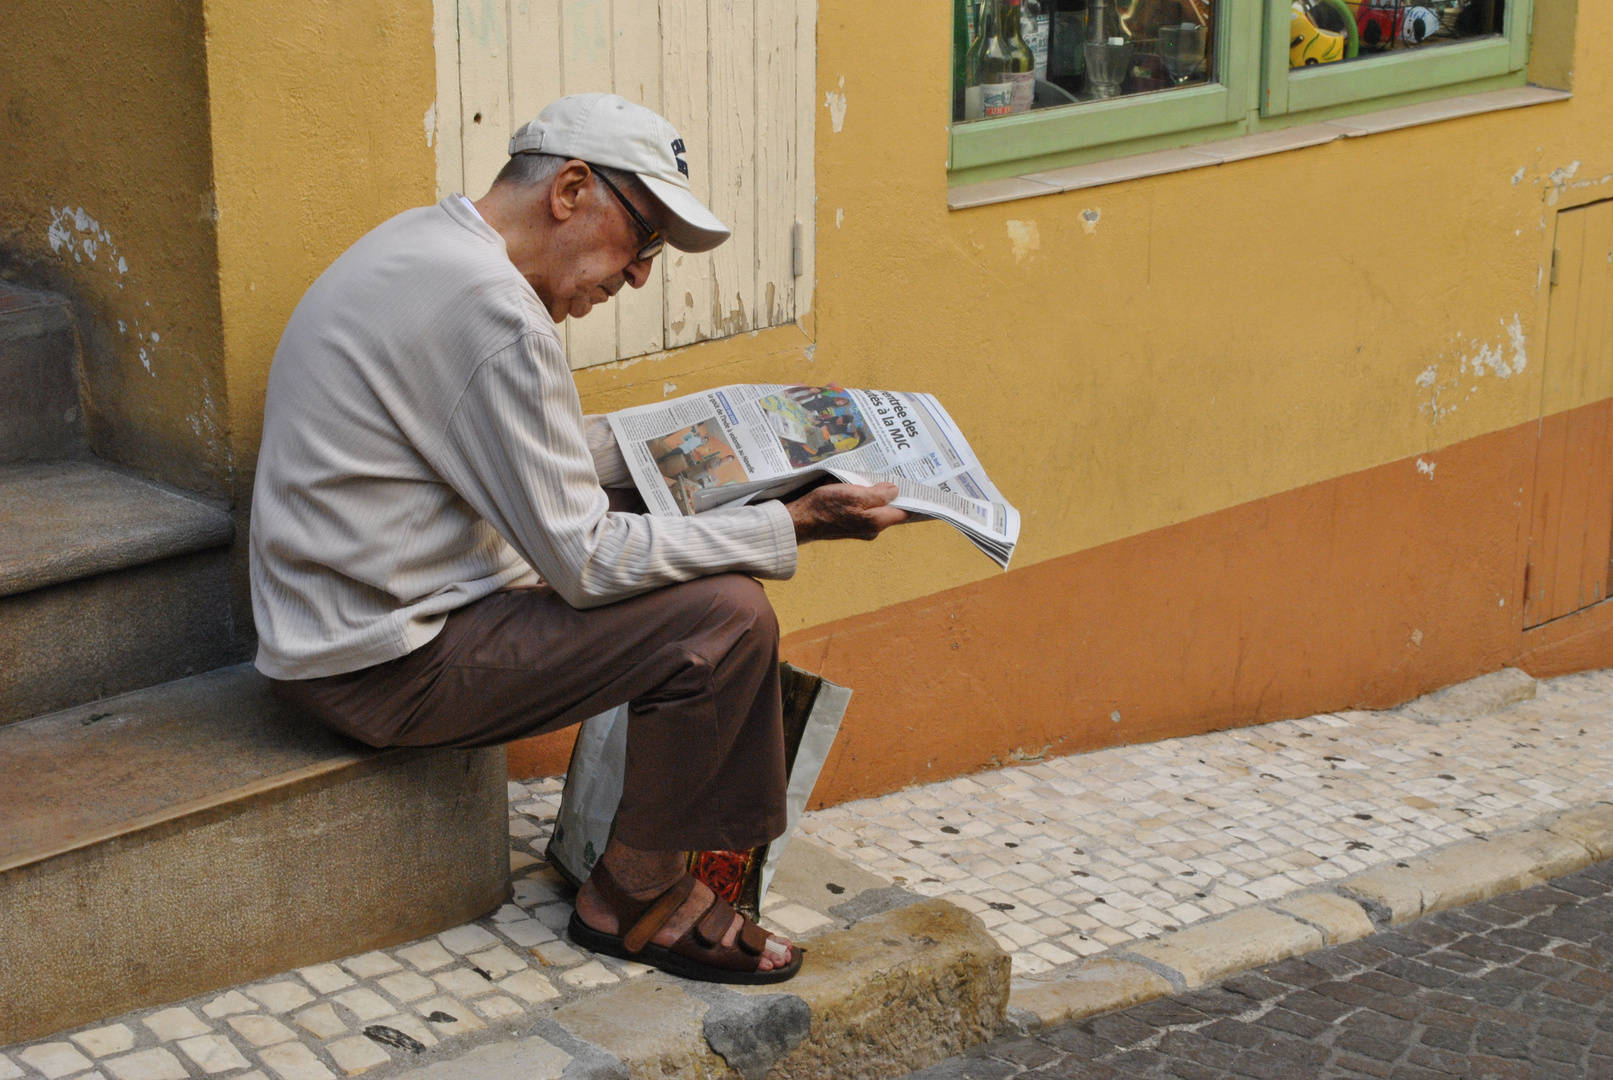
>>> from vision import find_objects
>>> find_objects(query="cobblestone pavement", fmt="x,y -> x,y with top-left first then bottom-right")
789,669 -> 1613,979
903,859 -> 1613,1079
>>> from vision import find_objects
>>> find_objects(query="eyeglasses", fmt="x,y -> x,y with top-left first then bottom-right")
592,166 -> 665,263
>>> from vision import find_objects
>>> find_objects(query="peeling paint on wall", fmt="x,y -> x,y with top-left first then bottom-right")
1006,219 -> 1040,263
424,101 -> 437,148
1416,458 -> 1436,479
1080,209 -> 1100,235
825,77 -> 847,133
1459,316 -> 1528,380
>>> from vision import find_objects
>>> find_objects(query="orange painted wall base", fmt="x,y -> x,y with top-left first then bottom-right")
507,402 -> 1613,806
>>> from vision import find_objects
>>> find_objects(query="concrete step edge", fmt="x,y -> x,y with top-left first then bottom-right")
1008,799 -> 1613,1027
0,459 -> 233,597
0,746 -> 381,878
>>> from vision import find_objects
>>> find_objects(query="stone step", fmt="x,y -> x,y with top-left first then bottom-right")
0,281 -> 84,463
0,459 -> 238,722
0,665 -> 510,1045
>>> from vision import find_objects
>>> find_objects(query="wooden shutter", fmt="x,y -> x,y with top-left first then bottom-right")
1523,199 -> 1613,628
432,0 -> 816,369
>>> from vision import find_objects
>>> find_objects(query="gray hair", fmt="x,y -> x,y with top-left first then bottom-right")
493,153 -> 651,207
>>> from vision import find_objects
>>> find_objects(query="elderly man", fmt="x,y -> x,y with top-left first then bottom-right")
250,94 -> 905,984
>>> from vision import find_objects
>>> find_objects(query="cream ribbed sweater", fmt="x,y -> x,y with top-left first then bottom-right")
250,196 -> 796,680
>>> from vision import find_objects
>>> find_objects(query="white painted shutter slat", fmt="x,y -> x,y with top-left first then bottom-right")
660,0 -> 715,348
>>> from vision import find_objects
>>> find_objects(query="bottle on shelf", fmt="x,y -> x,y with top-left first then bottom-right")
981,0 -> 1036,116
962,0 -> 994,119
1021,0 -> 1051,82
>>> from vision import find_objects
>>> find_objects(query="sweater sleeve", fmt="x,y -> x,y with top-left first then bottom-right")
584,414 -> 634,488
432,331 -> 797,609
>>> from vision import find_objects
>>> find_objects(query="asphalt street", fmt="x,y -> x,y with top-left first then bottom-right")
907,859 -> 1613,1079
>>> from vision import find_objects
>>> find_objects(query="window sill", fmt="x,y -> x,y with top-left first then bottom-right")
946,84 -> 1569,210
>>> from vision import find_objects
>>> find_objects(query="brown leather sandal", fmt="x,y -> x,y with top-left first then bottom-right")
567,861 -> 803,985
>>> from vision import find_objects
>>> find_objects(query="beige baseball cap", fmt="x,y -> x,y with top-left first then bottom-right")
509,93 -> 731,254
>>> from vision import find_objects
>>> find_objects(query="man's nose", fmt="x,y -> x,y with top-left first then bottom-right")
623,255 -> 655,289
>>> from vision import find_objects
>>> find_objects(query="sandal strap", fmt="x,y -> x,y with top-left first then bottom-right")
692,894 -> 767,957
623,874 -> 697,954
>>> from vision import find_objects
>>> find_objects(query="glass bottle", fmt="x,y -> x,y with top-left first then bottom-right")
982,0 -> 1036,117
1021,0 -> 1051,82
963,0 -> 994,119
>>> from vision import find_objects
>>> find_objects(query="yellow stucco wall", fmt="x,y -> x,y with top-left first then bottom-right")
568,0 -> 1613,637
0,0 -> 229,498
10,0 -> 1605,654
202,0 -> 441,493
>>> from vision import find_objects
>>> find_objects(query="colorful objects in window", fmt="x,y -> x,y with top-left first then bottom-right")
1290,0 -> 1358,66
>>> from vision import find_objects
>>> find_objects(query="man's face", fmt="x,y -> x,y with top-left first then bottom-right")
547,172 -> 663,320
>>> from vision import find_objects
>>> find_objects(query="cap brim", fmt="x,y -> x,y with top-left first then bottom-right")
638,175 -> 732,254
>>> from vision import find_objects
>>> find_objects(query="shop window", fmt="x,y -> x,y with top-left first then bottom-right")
1263,0 -> 1531,116
950,0 -> 1535,182
433,0 -> 815,369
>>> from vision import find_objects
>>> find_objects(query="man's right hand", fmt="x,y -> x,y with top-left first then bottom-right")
786,482 -> 911,544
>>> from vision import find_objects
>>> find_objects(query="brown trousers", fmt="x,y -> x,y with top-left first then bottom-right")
270,572 -> 788,853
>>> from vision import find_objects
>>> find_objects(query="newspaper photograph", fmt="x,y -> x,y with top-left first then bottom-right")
607,384 -> 1019,568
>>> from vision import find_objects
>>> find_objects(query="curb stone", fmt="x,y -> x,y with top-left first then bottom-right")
535,897 -> 1008,1080
1396,666 -> 1538,723
1007,799 -> 1613,1028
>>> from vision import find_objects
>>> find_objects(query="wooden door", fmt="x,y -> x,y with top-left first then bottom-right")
1523,199 -> 1613,628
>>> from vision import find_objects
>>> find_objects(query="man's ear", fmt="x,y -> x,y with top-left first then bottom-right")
549,161 -> 593,223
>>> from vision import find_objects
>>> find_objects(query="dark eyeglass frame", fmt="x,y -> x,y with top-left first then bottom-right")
591,166 -> 665,263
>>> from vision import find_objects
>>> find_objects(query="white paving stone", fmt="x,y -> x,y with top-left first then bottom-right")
297,964 -> 355,995
227,1014 -> 297,1048
177,1034 -> 251,1075
558,961 -> 618,989
0,1053 -> 20,1080
471,995 -> 526,1021
465,945 -> 527,978
498,970 -> 560,1004
258,1041 -> 336,1080
496,918 -> 556,948
102,1048 -> 189,1080
331,989 -> 395,1023
377,972 -> 438,1004
70,1025 -> 135,1057
530,941 -> 584,968
414,997 -> 485,1037
19,1043 -> 92,1079
437,925 -> 500,955
201,991 -> 258,1019
338,953 -> 400,979
325,1035 -> 389,1076
141,1008 -> 211,1042
394,941 -> 454,973
294,1004 -> 348,1039
433,968 -> 498,998
244,981 -> 315,1014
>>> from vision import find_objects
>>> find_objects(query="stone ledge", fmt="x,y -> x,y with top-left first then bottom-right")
0,667 -> 510,1044
0,459 -> 233,598
544,898 -> 1009,1080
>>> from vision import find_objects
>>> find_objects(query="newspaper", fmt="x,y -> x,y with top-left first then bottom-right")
607,384 -> 1019,568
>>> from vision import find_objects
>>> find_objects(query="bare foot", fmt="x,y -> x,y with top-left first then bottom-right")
575,840 -> 793,971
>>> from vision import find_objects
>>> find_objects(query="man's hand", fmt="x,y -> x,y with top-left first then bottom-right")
787,482 -> 911,543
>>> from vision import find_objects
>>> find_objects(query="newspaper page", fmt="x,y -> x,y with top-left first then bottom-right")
606,384 -> 1019,568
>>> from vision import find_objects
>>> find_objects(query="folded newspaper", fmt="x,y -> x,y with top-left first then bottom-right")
608,384 -> 1019,567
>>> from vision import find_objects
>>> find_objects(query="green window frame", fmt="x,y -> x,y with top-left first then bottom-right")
1262,0 -> 1534,115
949,0 -> 1537,186
950,0 -> 1263,179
